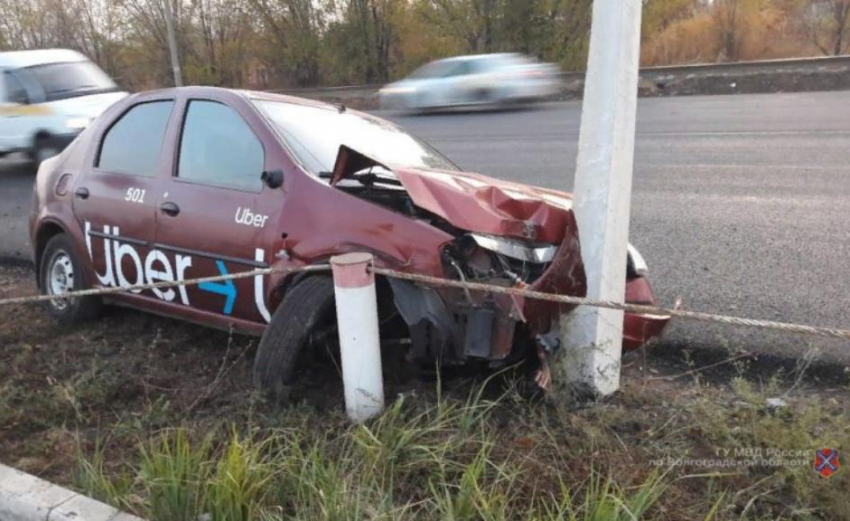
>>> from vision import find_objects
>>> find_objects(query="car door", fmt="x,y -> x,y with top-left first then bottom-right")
461,58 -> 495,103
153,97 -> 281,325
72,98 -> 174,301
444,61 -> 476,105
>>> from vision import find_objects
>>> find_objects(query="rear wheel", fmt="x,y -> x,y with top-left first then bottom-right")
473,87 -> 495,105
39,234 -> 102,324
253,276 -> 339,401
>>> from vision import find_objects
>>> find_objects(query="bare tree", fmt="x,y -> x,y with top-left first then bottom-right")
420,0 -> 498,53
0,0 -> 82,50
191,0 -> 255,86
713,0 -> 742,61
806,0 -> 850,55
249,0 -> 322,86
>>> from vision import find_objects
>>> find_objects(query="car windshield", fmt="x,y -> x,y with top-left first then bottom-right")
26,61 -> 117,102
252,100 -> 459,175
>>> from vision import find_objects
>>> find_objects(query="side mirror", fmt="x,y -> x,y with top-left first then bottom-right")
261,169 -> 284,189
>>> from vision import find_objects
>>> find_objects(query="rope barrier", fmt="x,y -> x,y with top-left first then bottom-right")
1,262 -> 848,341
0,265 -> 330,306
370,268 -> 850,341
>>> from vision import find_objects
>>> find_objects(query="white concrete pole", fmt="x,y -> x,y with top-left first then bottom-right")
330,252 -> 385,422
557,0 -> 643,398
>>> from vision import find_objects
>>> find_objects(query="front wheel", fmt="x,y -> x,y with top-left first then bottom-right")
39,234 -> 102,324
253,276 -> 338,401
29,135 -> 60,169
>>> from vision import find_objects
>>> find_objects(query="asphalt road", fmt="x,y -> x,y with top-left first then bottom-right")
2,91 -> 849,364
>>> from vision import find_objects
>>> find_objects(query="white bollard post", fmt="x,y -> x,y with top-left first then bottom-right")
557,0 -> 643,398
330,252 -> 385,422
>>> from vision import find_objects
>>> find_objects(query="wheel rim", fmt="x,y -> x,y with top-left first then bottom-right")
46,250 -> 75,310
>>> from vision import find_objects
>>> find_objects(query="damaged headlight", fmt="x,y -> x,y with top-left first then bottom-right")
470,233 -> 557,264
627,243 -> 648,277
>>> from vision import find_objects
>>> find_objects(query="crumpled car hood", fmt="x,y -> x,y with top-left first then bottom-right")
331,145 -> 575,244
393,166 -> 574,243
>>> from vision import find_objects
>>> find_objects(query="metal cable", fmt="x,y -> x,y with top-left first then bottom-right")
1,263 -> 848,341
370,268 -> 850,341
0,265 -> 330,306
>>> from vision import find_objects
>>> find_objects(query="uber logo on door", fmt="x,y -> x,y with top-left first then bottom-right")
235,207 -> 269,228
84,221 -> 272,323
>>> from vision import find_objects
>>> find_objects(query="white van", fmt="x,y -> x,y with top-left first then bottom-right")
0,49 -> 127,165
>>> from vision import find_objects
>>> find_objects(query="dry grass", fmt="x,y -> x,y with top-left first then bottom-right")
1,266 -> 849,520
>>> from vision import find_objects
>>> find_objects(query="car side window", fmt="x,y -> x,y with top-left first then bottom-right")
98,101 -> 174,177
446,62 -> 472,77
3,71 -> 29,104
469,59 -> 492,74
177,100 -> 264,191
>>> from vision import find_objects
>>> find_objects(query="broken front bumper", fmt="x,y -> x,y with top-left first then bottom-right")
622,276 -> 671,351
390,233 -> 670,365
483,236 -> 669,359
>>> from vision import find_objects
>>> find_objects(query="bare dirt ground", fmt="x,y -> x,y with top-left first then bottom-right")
1,265 -> 849,519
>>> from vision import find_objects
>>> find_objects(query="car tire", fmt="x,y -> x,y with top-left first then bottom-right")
253,276 -> 337,401
29,135 -> 59,169
473,88 -> 494,104
39,234 -> 102,324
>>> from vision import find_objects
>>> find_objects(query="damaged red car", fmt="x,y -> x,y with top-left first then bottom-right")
29,86 -> 668,395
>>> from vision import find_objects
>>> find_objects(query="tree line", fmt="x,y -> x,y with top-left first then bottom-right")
0,0 -> 847,91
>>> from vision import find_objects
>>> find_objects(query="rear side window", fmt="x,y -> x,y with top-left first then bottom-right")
453,61 -> 474,76
177,100 -> 264,191
98,101 -> 174,177
470,58 -> 496,74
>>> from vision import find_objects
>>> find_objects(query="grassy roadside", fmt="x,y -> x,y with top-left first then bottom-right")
1,266 -> 849,520
69,373 -> 849,521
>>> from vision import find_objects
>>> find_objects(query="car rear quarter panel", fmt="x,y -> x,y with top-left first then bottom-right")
30,124 -> 101,281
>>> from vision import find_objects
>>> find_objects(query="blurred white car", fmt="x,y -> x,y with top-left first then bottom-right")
0,49 -> 127,166
379,53 -> 560,112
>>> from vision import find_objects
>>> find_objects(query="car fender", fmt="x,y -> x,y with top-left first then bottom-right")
31,216 -> 93,289
262,170 -> 454,312
263,244 -> 406,314
30,146 -> 94,286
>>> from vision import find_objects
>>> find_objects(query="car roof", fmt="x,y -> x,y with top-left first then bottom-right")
0,48 -> 89,69
138,86 -> 372,117
240,89 -> 342,109
438,53 -> 520,63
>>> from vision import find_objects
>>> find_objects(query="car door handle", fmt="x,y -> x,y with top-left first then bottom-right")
74,187 -> 90,200
160,202 -> 180,217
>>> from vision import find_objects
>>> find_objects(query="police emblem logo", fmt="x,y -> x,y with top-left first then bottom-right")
814,449 -> 839,478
